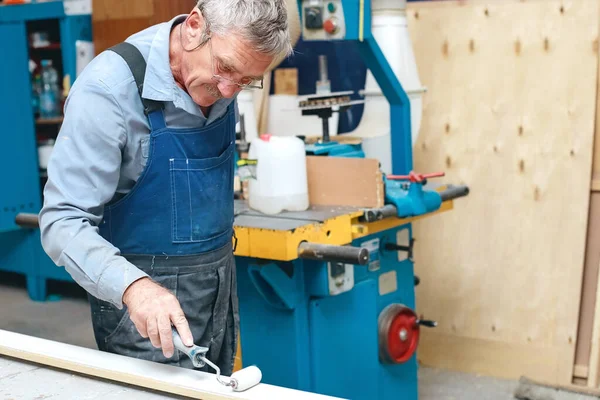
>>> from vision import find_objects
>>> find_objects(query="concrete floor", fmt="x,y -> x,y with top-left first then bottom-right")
0,271 -> 520,399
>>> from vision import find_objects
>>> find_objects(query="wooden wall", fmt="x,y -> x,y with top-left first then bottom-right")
407,0 -> 599,387
92,0 -> 196,54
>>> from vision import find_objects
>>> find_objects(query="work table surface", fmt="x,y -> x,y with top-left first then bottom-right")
0,355 -> 185,400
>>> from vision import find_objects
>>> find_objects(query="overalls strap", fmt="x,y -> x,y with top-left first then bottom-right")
108,42 -> 166,130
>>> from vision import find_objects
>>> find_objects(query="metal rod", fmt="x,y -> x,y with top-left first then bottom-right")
439,185 -> 470,201
318,55 -> 328,82
297,242 -> 369,265
321,116 -> 330,142
361,205 -> 397,222
199,355 -> 233,388
15,213 -> 39,228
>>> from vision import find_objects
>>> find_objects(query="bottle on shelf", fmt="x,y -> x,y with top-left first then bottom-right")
31,73 -> 41,117
39,59 -> 61,119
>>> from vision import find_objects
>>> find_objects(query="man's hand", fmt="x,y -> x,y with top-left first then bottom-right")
122,277 -> 194,358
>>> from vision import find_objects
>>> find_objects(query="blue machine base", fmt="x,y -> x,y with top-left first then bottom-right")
0,229 -> 73,301
235,224 -> 419,400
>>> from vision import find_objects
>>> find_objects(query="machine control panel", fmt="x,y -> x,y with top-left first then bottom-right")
328,261 -> 354,295
301,0 -> 346,41
304,5 -> 324,29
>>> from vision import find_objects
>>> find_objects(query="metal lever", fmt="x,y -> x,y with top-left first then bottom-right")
384,239 -> 415,261
439,184 -> 470,201
15,213 -> 39,228
415,319 -> 437,328
297,242 -> 369,265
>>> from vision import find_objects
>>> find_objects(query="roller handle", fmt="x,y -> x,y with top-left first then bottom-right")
297,242 -> 369,265
171,328 -> 208,368
15,213 -> 39,228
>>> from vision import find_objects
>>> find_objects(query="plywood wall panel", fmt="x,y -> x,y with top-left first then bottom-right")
407,0 -> 598,385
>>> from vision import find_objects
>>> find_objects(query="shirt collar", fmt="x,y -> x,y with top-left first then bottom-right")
141,14 -> 234,119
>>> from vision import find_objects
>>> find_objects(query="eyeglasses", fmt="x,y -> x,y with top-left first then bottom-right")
208,38 -> 264,90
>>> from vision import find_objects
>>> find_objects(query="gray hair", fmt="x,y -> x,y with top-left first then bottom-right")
196,0 -> 293,59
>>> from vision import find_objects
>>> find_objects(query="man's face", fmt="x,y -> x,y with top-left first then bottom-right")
177,10 -> 273,108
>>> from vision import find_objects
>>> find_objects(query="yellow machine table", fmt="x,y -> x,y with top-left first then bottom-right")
233,198 -> 454,262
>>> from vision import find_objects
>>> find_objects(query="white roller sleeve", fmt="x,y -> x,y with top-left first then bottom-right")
230,366 -> 263,392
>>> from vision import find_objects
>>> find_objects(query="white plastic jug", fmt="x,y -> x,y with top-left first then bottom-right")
248,134 -> 309,215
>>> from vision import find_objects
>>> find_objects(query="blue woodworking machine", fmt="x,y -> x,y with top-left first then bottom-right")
233,1 -> 469,400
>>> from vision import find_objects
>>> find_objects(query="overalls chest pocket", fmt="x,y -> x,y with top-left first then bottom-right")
169,141 -> 235,243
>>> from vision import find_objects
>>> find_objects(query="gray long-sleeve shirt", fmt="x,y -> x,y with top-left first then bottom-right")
39,15 -> 236,309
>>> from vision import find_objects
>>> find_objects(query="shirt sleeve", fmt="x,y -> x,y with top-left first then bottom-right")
39,78 -> 148,309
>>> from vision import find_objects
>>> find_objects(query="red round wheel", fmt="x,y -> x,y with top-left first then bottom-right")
378,304 -> 420,364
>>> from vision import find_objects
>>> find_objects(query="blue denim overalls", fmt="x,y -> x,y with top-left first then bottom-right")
87,42 -> 239,375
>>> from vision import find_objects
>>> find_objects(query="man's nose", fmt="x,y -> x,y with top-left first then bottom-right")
217,82 -> 240,98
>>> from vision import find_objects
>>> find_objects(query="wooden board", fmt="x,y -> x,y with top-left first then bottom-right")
0,330 -> 343,400
306,156 -> 384,208
576,0 -> 600,387
574,195 -> 600,380
0,354 -> 186,400
588,245 -> 600,387
407,0 -> 598,385
274,68 -> 298,95
515,376 -> 600,399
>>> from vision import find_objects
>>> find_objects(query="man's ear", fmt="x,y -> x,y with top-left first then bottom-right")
182,8 -> 208,50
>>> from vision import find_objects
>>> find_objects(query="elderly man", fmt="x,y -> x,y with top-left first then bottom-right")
39,0 -> 293,375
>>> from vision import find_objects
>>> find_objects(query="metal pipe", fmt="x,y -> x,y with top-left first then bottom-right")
439,185 -> 470,201
15,213 -> 39,229
297,242 -> 369,265
318,55 -> 328,82
361,205 -> 397,222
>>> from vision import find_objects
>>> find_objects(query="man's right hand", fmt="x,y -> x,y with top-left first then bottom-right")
122,277 -> 194,358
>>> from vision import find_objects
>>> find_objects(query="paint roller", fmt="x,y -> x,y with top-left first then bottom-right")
172,328 -> 262,391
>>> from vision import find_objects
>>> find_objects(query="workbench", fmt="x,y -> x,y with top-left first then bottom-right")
0,354 -> 185,400
0,329 -> 344,400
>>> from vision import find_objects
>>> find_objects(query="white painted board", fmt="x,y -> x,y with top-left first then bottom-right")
0,329 -> 345,400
